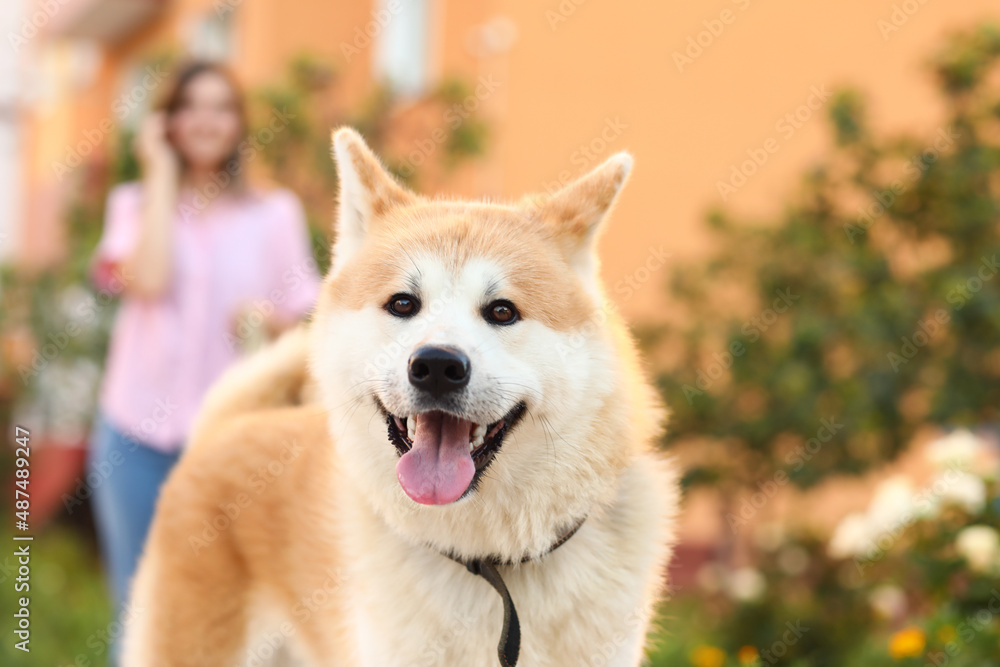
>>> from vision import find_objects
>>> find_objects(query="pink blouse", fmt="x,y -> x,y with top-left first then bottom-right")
92,182 -> 322,452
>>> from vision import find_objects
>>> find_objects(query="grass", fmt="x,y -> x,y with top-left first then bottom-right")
7,523 -> 974,667
0,524 -> 113,667
1,523 -> 733,666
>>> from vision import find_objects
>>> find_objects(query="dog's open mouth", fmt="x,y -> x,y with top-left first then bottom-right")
375,399 -> 526,506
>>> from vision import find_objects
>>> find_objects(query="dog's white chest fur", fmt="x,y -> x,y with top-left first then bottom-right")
341,461 -> 675,667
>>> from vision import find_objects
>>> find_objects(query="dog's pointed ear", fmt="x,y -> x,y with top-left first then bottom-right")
524,152 -> 633,288
330,127 -> 415,272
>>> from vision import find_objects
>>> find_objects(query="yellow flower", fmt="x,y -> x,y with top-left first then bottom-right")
691,644 -> 727,667
737,645 -> 760,664
889,627 -> 926,659
937,625 -> 956,643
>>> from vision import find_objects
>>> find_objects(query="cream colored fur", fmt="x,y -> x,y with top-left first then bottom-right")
123,128 -> 680,667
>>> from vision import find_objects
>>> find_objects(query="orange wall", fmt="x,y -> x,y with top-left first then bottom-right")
24,0 -> 1000,324
488,0 -> 1000,320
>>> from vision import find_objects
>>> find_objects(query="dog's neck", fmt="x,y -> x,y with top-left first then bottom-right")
439,512 -> 587,567
434,514 -> 589,667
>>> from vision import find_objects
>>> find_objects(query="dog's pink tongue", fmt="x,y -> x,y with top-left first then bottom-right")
396,412 -> 475,505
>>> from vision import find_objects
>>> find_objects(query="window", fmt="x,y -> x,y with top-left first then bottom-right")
373,0 -> 430,98
186,9 -> 236,63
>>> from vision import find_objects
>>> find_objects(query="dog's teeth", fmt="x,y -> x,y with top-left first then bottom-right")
473,423 -> 486,440
469,434 -> 484,452
393,416 -> 405,432
406,417 -> 417,442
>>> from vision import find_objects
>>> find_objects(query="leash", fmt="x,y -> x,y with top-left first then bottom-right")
441,516 -> 587,667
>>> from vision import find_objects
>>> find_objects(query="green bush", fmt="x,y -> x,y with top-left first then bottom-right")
656,24 -> 1000,488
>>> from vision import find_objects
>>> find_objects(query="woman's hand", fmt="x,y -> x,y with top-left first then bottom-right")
229,302 -> 271,354
229,302 -> 300,354
135,112 -> 179,176
123,113 -> 181,300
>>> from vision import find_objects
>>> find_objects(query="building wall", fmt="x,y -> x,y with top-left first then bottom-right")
17,0 -> 496,266
490,0 -> 1000,320
0,0 -> 26,265
18,0 -> 1000,322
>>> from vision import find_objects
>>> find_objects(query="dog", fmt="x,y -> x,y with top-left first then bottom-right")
123,128 -> 680,666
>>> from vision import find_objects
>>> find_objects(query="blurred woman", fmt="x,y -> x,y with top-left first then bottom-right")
88,61 -> 320,638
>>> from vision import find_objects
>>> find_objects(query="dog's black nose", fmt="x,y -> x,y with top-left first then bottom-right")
408,346 -> 470,397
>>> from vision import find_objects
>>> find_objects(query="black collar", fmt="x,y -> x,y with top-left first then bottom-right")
439,516 -> 587,667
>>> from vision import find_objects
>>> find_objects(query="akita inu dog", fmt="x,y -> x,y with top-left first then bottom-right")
123,128 -> 679,666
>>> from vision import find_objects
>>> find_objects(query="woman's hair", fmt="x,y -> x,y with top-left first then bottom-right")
153,60 -> 249,191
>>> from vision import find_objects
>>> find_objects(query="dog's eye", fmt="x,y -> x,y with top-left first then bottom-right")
484,300 -> 519,325
386,294 -> 420,318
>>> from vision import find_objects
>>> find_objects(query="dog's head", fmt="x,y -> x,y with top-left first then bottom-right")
311,128 -> 659,556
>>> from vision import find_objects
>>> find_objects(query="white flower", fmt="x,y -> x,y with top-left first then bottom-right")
934,471 -> 986,515
726,567 -> 766,603
867,476 -> 916,531
955,526 -> 1000,574
926,429 -> 984,472
829,513 -> 871,559
59,284 -> 94,320
827,467 -> 991,562
869,584 -> 907,619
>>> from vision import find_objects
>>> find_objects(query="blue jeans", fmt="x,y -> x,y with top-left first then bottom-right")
88,414 -> 182,652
